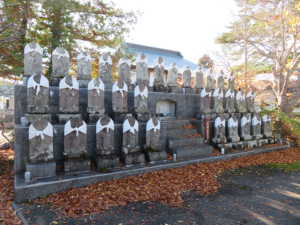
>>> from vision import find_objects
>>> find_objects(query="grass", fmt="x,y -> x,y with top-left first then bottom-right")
267,161 -> 300,172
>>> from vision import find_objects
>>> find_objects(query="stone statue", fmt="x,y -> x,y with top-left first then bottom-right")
212,116 -> 227,143
153,57 -> 165,86
205,68 -> 215,90
118,57 -> 131,87
99,53 -> 112,82
246,91 -> 255,113
95,116 -> 115,155
212,88 -> 224,113
146,117 -> 161,151
52,46 -> 69,78
236,90 -> 246,113
224,89 -> 235,113
136,53 -> 149,86
134,84 -> 148,113
77,52 -> 92,81
240,114 -> 252,140
200,87 -> 212,113
122,117 -> 140,154
87,77 -> 105,114
167,63 -> 179,87
216,70 -> 225,89
112,79 -> 128,113
194,67 -> 204,89
262,115 -> 272,138
59,75 -> 79,113
24,41 -> 43,79
227,116 -> 240,142
227,72 -> 235,90
182,65 -> 192,88
252,114 -> 263,139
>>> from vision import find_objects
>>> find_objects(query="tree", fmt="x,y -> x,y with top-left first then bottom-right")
216,0 -> 300,115
198,54 -> 214,69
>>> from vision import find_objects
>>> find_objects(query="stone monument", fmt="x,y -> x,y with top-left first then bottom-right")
212,88 -> 224,113
87,77 -> 105,123
134,84 -> 152,122
194,67 -> 204,94
216,70 -> 225,90
51,46 -> 70,86
136,53 -> 149,86
77,52 -> 92,87
262,115 -> 272,138
24,41 -> 43,81
182,65 -> 193,94
224,89 -> 235,113
153,57 -> 167,92
118,57 -> 133,90
200,87 -> 212,113
236,90 -> 246,113
167,63 -> 181,93
241,114 -> 257,148
246,91 -> 255,113
252,115 -> 263,139
228,116 -> 244,150
99,53 -> 113,84
205,68 -> 215,90
212,116 -> 232,152
227,72 -> 235,90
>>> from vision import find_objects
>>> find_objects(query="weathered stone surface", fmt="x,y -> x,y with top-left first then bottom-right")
77,52 -> 92,80
227,72 -> 235,90
51,77 -> 62,86
168,86 -> 181,93
27,74 -> 49,113
112,79 -> 128,113
29,119 -> 53,164
227,116 -> 240,142
134,84 -> 148,113
153,85 -> 168,93
244,140 -> 258,148
183,88 -> 193,94
268,138 -> 275,144
64,118 -> 87,159
146,117 -> 161,151
25,114 -> 51,126
51,46 -> 69,78
64,159 -> 90,174
77,80 -> 90,88
246,91 -> 255,113
200,87 -> 212,113
240,113 -> 252,140
252,114 -> 263,139
236,90 -> 246,113
262,115 -> 272,138
118,57 -> 131,87
89,114 -> 104,124
257,139 -> 268,147
121,153 -> 145,165
215,143 -> 232,153
167,63 -> 179,87
182,65 -> 192,88
194,88 -> 203,94
224,89 -> 235,113
197,113 -> 216,121
205,68 -> 215,89
26,161 -> 56,179
112,113 -> 132,124
59,75 -> 79,113
232,142 -> 245,150
87,77 -> 105,114
212,88 -> 224,113
216,70 -> 225,89
92,155 -> 120,169
212,116 -> 227,143
133,113 -> 153,122
24,41 -> 43,78
136,53 -> 149,86
58,114 -> 82,125
194,67 -> 204,89
146,151 -> 167,162
99,53 -> 112,82
122,117 -> 140,154
95,115 -> 115,156
153,57 -> 165,86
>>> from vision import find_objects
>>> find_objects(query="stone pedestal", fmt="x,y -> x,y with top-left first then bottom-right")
133,113 -> 153,122
168,86 -> 182,93
153,85 -> 168,93
232,142 -> 245,150
25,114 -> 52,126
51,77 -> 63,86
121,153 -> 145,166
194,88 -> 203,94
78,80 -> 90,88
244,140 -> 258,148
89,114 -> 104,124
26,162 -> 56,179
214,143 -> 232,153
257,139 -> 268,147
92,156 -> 120,169
58,114 -> 82,125
112,113 -> 132,124
146,151 -> 167,163
183,88 -> 193,94
197,113 -> 217,121
64,159 -> 90,174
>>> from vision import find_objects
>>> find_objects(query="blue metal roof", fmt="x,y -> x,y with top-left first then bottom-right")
127,43 -> 202,72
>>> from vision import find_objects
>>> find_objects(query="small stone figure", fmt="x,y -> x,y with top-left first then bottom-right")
236,90 -> 246,113
252,115 -> 263,139
99,53 -> 112,82
87,77 -> 105,114
227,116 -> 240,142
194,67 -> 204,89
27,74 -> 49,113
118,57 -> 131,87
246,91 -> 255,113
112,79 -> 128,113
77,52 -> 92,80
206,68 -> 215,90
153,57 -> 165,86
122,117 -> 140,154
136,53 -> 149,86
95,116 -> 115,155
240,114 -> 252,140
134,84 -> 148,113
59,75 -> 79,113
227,72 -> 235,90
262,115 -> 272,138
28,119 -> 53,164
200,87 -> 212,113
212,116 -> 227,143
224,89 -> 235,113
24,41 -> 43,79
146,117 -> 161,151
52,46 -> 70,78
182,65 -> 192,88
167,63 -> 179,87
216,70 -> 225,89
212,88 -> 224,113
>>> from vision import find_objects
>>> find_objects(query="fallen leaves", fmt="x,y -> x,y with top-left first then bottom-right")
186,133 -> 202,138
180,124 -> 196,129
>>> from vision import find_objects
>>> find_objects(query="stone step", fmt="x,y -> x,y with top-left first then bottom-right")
171,145 -> 213,159
166,128 -> 197,138
164,120 -> 191,129
168,137 -> 205,148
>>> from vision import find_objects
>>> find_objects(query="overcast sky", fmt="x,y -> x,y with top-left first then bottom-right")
113,0 -> 238,64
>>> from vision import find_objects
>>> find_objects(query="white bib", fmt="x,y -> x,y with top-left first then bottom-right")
146,118 -> 160,133
53,47 -> 69,59
29,122 -> 53,140
88,78 -> 104,95
24,43 -> 43,55
241,116 -> 251,126
215,117 -> 225,128
201,88 -> 211,97
118,58 -> 131,67
263,115 -> 271,122
136,54 -> 148,65
27,74 -> 49,95
236,91 -> 245,101
64,120 -> 87,137
213,88 -> 223,99
134,85 -> 148,99
123,119 -> 138,134
225,89 -> 235,98
96,117 -> 114,134
246,91 -> 255,99
99,54 -> 112,65
59,76 -> 79,90
112,81 -> 128,98
154,57 -> 165,68
252,116 -> 261,126
228,117 -> 238,128
77,52 -> 92,62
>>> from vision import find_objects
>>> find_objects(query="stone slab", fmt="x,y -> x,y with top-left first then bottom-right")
146,151 -> 167,162
121,153 -> 145,166
64,159 -> 90,174
173,145 -> 213,158
133,113 -> 153,122
215,143 -> 232,154
168,137 -> 205,149
197,113 -> 217,121
257,139 -> 268,147
26,161 -> 56,179
25,114 -> 52,126
268,138 -> 275,144
111,113 -> 132,124
89,114 -> 105,124
183,88 -> 193,94
232,142 -> 245,150
168,86 -> 182,93
244,140 -> 258,148
58,114 -> 82,125
153,85 -> 168,93
77,80 -> 90,88
92,156 -> 120,169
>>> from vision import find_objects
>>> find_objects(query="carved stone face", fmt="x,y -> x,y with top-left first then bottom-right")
141,53 -> 146,60
57,46 -> 65,54
158,57 -> 163,64
103,53 -> 108,61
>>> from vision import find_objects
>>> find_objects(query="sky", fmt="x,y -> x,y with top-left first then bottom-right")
113,0 -> 238,64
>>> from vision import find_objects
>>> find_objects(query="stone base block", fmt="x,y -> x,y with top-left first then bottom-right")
212,137 -> 227,144
244,140 -> 258,148
182,87 -> 193,94
26,161 -> 56,179
89,114 -> 105,124
194,88 -> 203,94
216,113 -> 229,119
78,80 -> 90,88
58,114 -> 82,125
168,86 -> 182,93
252,134 -> 263,140
133,113 -> 153,122
153,85 -> 168,93
51,77 -> 63,86
148,86 -> 153,92
146,151 -> 167,162
257,139 -> 268,147
241,135 -> 253,141
64,159 -> 90,174
25,114 -> 52,126
27,106 -> 49,114
268,138 -> 275,144
197,113 -> 216,120
228,135 -> 240,143
263,133 -> 272,138
232,142 -> 245,150
214,143 -> 232,154
127,83 -> 136,90
229,113 -> 241,119
121,153 -> 145,166
111,113 -> 132,124
92,155 -> 120,169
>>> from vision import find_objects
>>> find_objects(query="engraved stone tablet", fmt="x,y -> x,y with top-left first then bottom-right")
167,63 -> 179,87
52,46 -> 69,78
134,84 -> 148,113
252,114 -> 263,139
136,53 -> 149,85
212,116 -> 227,143
240,114 -> 252,140
99,53 -> 112,82
146,117 -> 161,151
182,65 -> 192,88
112,79 -> 128,113
236,90 -> 246,113
118,57 -> 131,87
216,70 -> 225,89
227,116 -> 240,142
24,41 -> 43,78
194,67 -> 204,89
95,116 -> 115,155
205,68 -> 215,89
87,77 -> 105,114
122,117 -> 140,154
246,91 -> 255,113
200,87 -> 212,113
212,88 -> 224,113
224,89 -> 235,113
59,75 -> 79,113
153,57 -> 165,86
262,115 -> 272,138
77,52 -> 92,80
